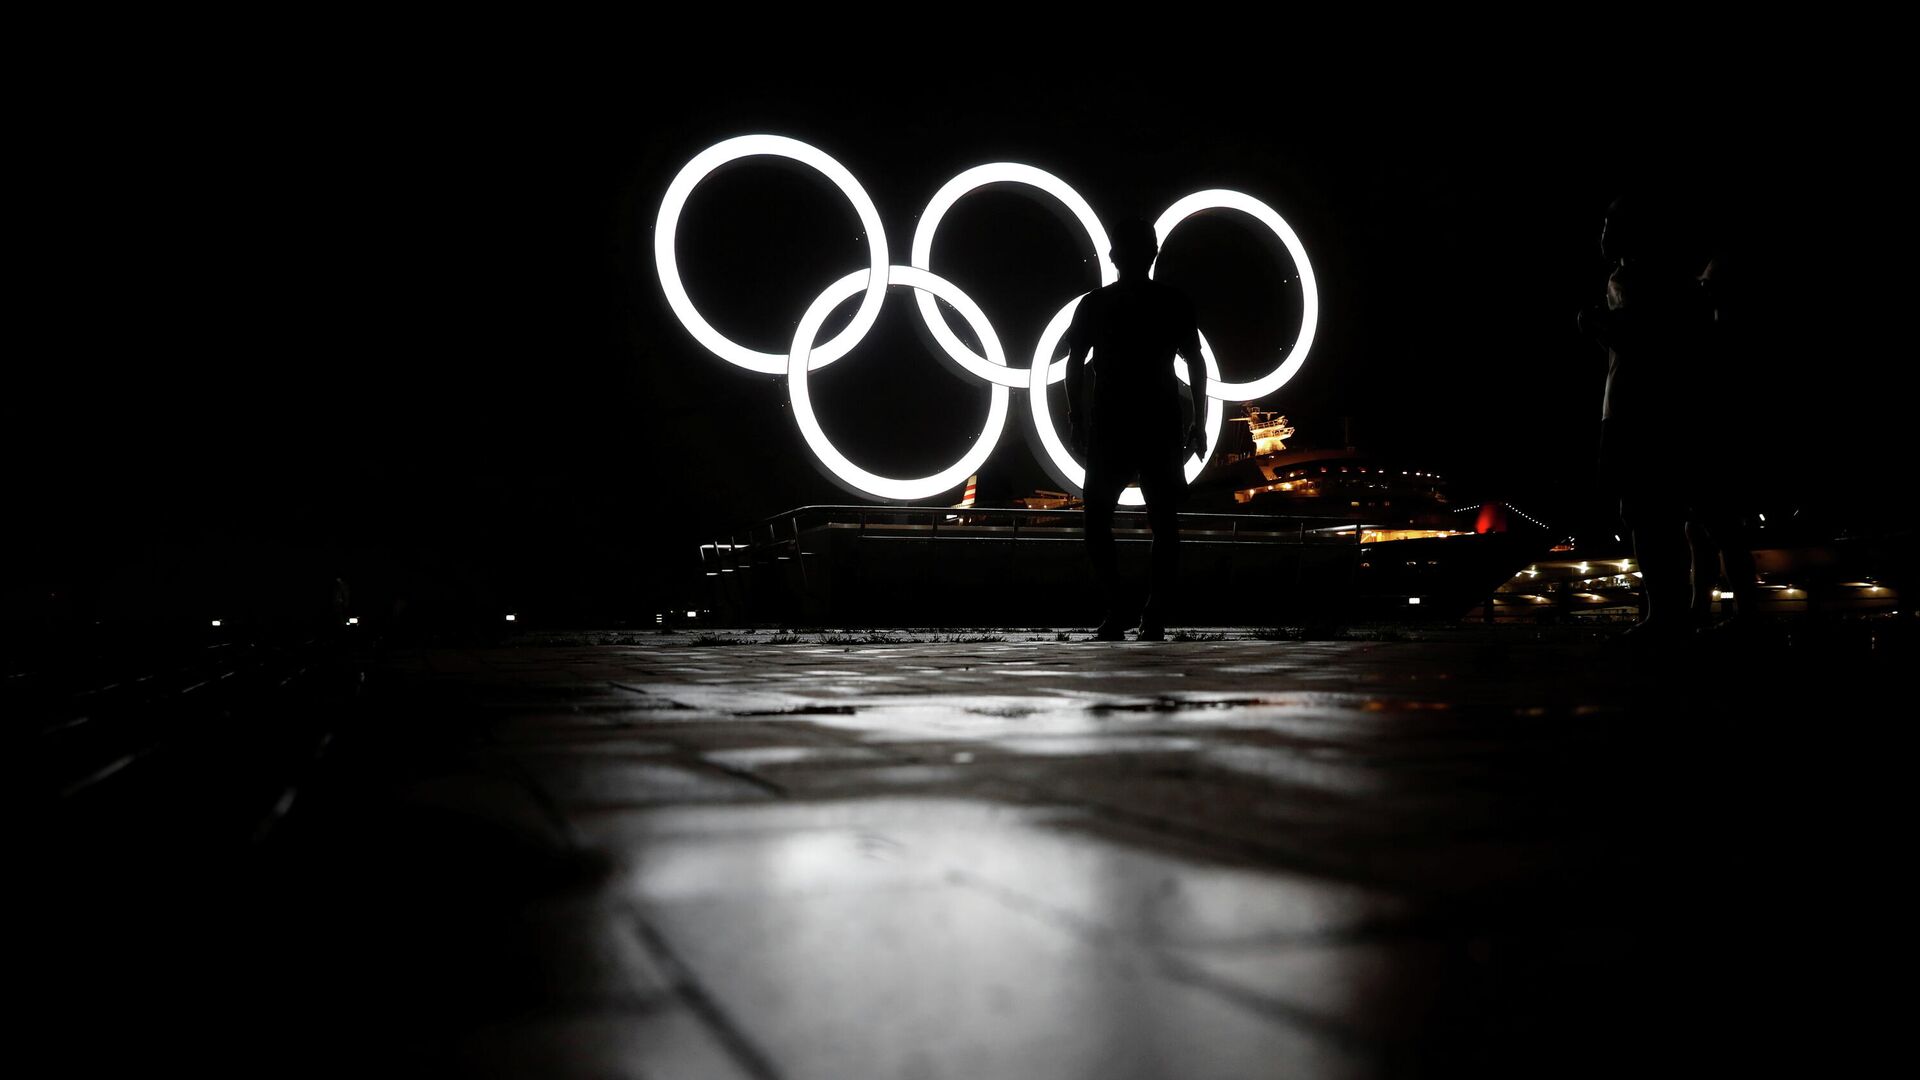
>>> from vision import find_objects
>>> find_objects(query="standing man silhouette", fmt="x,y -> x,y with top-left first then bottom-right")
1579,193 -> 1715,645
1064,219 -> 1208,641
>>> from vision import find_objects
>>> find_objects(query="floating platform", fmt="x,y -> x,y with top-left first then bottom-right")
698,505 -> 1550,627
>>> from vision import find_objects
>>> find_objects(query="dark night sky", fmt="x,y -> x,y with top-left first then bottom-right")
12,50 -> 1903,627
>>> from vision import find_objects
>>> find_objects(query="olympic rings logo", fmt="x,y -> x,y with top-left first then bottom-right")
655,134 -> 1319,504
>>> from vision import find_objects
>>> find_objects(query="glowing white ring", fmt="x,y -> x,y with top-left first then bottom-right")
655,135 -> 889,374
910,163 -> 1116,387
1153,190 -> 1318,400
658,138 -> 1322,505
789,265 -> 1011,502
1026,296 -> 1224,507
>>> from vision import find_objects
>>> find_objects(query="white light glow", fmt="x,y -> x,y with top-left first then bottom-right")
1153,191 -> 1319,399
1408,597 -> 1422,605
789,265 -> 1010,501
686,610 -> 698,618
912,163 -> 1115,387
347,617 -> 359,625
658,137 -> 1320,505
655,135 -> 888,374
210,619 -> 221,627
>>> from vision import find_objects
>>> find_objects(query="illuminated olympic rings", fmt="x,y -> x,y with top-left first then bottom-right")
655,134 -> 1319,503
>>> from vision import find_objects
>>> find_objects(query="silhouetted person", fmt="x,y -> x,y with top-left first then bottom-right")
1579,193 -> 1715,644
1687,254 -> 1762,630
1064,219 -> 1207,641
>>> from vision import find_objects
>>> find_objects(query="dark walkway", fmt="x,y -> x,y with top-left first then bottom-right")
20,625 -> 1909,1077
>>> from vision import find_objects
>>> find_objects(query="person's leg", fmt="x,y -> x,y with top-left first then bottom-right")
1622,491 -> 1690,635
1696,509 -> 1760,625
1686,519 -> 1718,628
1082,442 -> 1131,638
1135,445 -> 1184,636
1723,525 -> 1760,620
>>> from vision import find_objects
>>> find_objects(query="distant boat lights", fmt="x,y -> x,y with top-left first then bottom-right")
655,135 -> 1319,504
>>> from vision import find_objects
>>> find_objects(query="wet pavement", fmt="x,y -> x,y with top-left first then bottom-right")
22,625 -> 1909,1077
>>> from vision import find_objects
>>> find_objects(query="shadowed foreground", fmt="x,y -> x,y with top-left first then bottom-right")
22,627 -> 1906,1077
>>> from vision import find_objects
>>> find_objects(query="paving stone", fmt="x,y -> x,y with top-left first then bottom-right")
433,1007 -> 759,1080
644,886 -> 1368,1080
40,630 -> 1889,1077
520,758 -> 776,808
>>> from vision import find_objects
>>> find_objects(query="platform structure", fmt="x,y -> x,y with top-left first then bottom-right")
697,505 -> 1547,627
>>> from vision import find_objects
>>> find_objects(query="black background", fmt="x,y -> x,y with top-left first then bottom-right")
12,44 -> 1899,632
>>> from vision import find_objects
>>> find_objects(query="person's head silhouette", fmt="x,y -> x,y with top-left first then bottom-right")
1110,218 -> 1159,280
1601,192 -> 1707,273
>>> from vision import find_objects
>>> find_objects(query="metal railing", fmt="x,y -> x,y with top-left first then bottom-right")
698,504 -> 1374,576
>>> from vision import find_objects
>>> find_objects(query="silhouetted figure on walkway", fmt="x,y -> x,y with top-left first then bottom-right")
1064,219 -> 1208,641
1688,254 -> 1763,631
1579,193 -> 1716,644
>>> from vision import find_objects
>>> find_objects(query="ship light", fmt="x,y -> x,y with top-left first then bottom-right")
686,610 -> 698,618
211,619 -> 222,627
1407,597 -> 1422,605
505,614 -> 517,622
347,617 -> 359,626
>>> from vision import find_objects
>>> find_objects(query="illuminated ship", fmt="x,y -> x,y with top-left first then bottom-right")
1167,408 -> 1554,618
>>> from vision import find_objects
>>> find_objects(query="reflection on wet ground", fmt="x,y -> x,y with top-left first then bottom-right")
27,627 -> 1910,1076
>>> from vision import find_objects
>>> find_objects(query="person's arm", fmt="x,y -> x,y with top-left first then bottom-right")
1578,262 -> 1634,350
1179,309 -> 1207,458
1064,297 -> 1091,453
